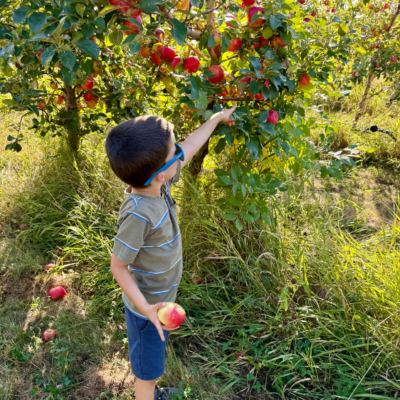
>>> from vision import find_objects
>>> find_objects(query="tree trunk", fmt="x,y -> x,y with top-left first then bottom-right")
187,139 -> 210,178
387,83 -> 400,105
354,73 -> 375,123
64,84 -> 81,151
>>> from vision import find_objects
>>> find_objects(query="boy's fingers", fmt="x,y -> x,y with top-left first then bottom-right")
155,302 -> 166,310
155,320 -> 166,342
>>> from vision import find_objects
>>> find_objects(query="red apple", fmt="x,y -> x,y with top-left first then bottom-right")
263,79 -> 270,88
384,3 -> 389,9
352,71 -> 360,78
324,0 -> 329,5
303,17 -> 311,23
171,56 -> 181,71
253,36 -> 269,49
298,0 -> 305,4
84,92 -> 93,102
207,65 -> 224,83
20,223 -> 28,230
227,38 -> 242,52
161,47 -> 176,63
37,51 -> 42,59
42,329 -> 57,342
298,74 -> 310,87
331,8 -> 335,12
86,99 -> 96,108
81,78 -> 93,90
337,65 -> 342,70
123,16 -> 142,34
271,36 -> 287,49
248,91 -> 264,100
139,46 -> 151,58
37,102 -> 45,110
109,0 -> 118,4
56,96 -> 64,104
139,81 -> 144,88
48,286 -> 67,301
153,28 -> 165,42
390,55 -> 398,63
266,110 -> 279,125
239,77 -> 252,85
311,12 -> 316,17
248,6 -> 265,28
240,0 -> 255,6
150,50 -> 163,65
45,263 -> 55,271
235,351 -> 246,359
183,56 -> 200,73
118,0 -> 140,15
158,302 -> 186,328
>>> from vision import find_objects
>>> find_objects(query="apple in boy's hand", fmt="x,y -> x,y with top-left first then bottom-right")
157,302 -> 186,328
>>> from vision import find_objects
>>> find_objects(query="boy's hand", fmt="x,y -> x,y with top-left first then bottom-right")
142,302 -> 180,342
214,104 -> 237,123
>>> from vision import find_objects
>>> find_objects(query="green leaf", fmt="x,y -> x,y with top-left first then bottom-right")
82,24 -> 95,39
265,49 -> 275,60
109,30 -> 124,45
75,39 -> 100,59
240,212 -> 254,223
129,42 -> 141,54
241,184 -> 246,197
41,46 -> 55,66
76,3 -> 86,17
61,62 -> 79,86
222,214 -> 237,221
235,218 -> 243,231
170,18 -> 187,46
190,0 -> 199,6
208,35 -> 214,49
221,33 -> 230,53
138,0 -> 164,13
13,5 -> 31,24
28,12 -> 47,34
228,197 -> 241,207
248,80 -> 262,96
199,27 -> 211,50
248,56 -> 262,71
123,33 -> 137,44
98,5 -> 119,18
0,0 -> 8,6
58,51 -> 76,70
246,137 -> 260,160
269,15 -> 281,30
232,182 -> 240,197
230,166 -> 241,181
95,17 -> 105,31
196,91 -> 208,110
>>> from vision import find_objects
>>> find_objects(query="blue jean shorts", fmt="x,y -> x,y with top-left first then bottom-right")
124,306 -> 170,381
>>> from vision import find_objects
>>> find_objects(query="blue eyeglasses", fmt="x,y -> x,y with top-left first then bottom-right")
144,143 -> 185,186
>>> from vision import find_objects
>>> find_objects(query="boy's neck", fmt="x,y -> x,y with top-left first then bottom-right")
128,184 -> 163,197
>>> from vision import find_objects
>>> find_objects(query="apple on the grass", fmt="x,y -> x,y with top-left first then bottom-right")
42,329 -> 57,342
45,263 -> 55,271
158,302 -> 186,328
48,286 -> 67,301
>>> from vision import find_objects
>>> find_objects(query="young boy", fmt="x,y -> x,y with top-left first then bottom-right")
105,105 -> 236,400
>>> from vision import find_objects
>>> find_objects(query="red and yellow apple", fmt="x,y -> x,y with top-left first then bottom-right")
158,302 -> 186,328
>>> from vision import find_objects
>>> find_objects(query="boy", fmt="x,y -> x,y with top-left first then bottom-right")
105,104 -> 236,400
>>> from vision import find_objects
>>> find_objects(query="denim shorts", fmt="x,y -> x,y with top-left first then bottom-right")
124,306 -> 170,381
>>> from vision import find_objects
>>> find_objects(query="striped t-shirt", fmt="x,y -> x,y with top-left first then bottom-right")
112,159 -> 183,319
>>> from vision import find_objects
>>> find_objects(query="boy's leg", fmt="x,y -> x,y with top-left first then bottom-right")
135,378 -> 157,400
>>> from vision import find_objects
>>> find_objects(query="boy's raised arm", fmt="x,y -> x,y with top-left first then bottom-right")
180,104 -> 237,168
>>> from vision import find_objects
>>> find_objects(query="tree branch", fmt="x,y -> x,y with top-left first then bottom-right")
388,0 -> 400,31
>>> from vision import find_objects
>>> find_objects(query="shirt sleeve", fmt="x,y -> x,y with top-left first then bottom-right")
168,158 -> 182,185
112,213 -> 151,265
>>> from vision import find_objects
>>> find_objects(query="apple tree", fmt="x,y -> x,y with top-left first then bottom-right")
0,0 -> 357,228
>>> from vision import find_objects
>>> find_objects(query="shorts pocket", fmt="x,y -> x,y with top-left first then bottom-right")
135,316 -> 150,333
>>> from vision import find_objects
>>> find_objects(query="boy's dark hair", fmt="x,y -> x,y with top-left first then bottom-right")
105,116 -> 173,188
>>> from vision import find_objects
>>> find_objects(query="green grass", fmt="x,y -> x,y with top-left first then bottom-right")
1,82 -> 400,399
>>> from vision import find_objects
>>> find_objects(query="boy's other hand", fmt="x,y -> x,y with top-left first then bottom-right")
216,103 -> 237,123
142,302 -> 180,342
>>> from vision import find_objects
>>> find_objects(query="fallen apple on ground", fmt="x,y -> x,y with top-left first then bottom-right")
158,302 -> 186,328
42,329 -> 57,342
48,286 -> 67,301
